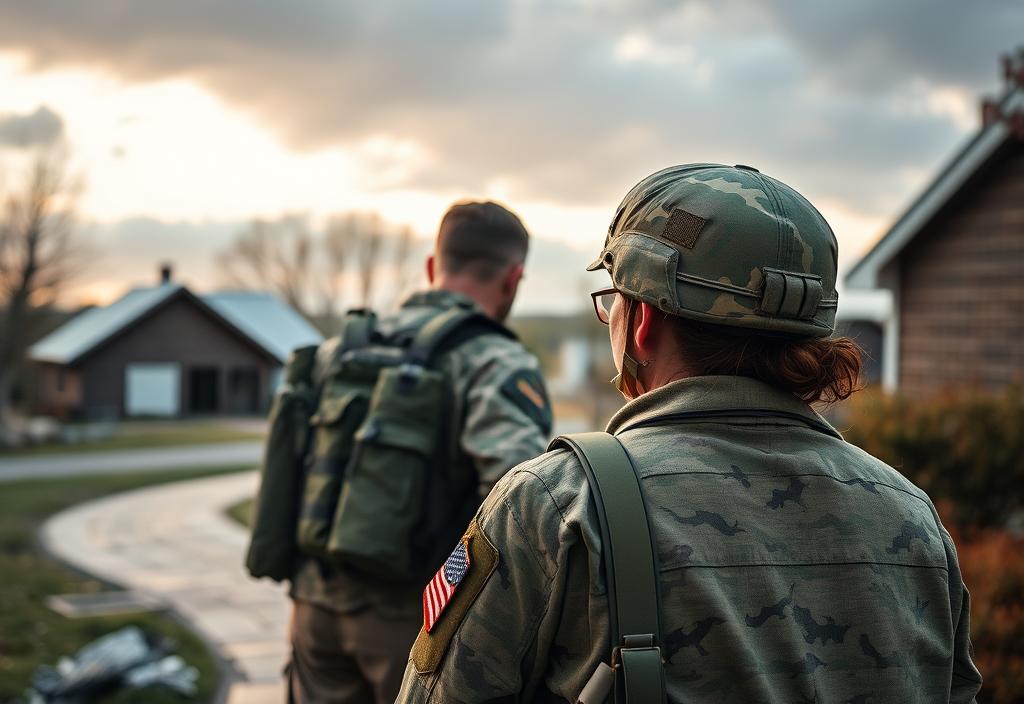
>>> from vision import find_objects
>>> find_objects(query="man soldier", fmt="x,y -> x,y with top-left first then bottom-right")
287,201 -> 553,703
396,165 -> 982,703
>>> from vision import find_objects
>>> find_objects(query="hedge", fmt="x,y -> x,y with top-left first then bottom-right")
843,385 -> 1024,702
842,385 -> 1024,529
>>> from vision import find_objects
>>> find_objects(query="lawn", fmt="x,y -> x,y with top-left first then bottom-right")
226,496 -> 254,528
0,421 -> 263,457
0,465 -> 252,703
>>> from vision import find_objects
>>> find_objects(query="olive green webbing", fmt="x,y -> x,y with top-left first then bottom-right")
407,306 -> 509,366
340,310 -> 376,352
553,432 -> 666,704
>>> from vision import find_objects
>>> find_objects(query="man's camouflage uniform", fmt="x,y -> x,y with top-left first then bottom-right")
397,165 -> 982,703
289,289 -> 552,704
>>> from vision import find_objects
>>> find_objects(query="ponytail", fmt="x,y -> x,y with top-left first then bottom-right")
672,318 -> 863,404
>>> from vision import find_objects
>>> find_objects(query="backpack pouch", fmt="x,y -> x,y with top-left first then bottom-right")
328,364 -> 445,580
245,346 -> 318,582
296,385 -> 370,557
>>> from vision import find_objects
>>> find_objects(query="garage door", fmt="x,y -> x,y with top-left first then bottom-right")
125,363 -> 181,417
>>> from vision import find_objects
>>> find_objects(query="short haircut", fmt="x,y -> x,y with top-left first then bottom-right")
436,201 -> 529,281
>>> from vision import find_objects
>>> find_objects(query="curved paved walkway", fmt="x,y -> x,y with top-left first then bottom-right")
41,471 -> 289,704
0,441 -> 263,482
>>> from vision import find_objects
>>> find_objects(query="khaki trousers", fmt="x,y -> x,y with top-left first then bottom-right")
288,600 -> 422,704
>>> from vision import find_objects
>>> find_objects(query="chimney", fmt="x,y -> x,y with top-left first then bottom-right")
981,48 -> 1024,131
981,99 -> 1001,128
160,263 -> 173,285
1003,47 -> 1024,87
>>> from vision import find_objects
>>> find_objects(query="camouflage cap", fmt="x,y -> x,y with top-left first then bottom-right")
588,163 -> 839,338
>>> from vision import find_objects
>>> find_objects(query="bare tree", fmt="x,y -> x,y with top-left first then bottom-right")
0,149 -> 80,433
339,214 -> 419,309
218,215 -> 335,320
353,213 -> 384,307
219,212 -> 418,331
321,217 -> 348,318
391,224 -> 418,303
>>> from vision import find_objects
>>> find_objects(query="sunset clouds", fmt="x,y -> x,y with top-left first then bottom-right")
0,0 -> 1017,308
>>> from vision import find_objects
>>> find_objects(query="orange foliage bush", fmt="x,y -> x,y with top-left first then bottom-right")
842,385 -> 1024,528
842,387 -> 1024,702
946,524 -> 1024,703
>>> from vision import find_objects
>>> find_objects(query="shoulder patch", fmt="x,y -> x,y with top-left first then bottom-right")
411,519 -> 499,675
500,369 -> 553,435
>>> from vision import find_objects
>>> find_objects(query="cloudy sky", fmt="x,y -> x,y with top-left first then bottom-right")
0,0 -> 1019,313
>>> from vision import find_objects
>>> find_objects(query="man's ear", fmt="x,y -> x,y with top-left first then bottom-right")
633,301 -> 658,359
426,254 -> 436,285
502,262 -> 525,297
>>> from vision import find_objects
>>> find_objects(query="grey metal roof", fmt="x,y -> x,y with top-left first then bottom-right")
30,285 -> 323,365
30,283 -> 183,364
846,83 -> 1024,290
203,291 -> 323,363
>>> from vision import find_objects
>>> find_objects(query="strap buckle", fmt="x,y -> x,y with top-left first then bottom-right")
615,635 -> 666,704
396,362 -> 425,394
611,634 -> 664,668
757,267 -> 823,320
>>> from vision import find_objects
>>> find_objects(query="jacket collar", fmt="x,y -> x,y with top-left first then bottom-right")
606,375 -> 842,440
400,289 -> 476,310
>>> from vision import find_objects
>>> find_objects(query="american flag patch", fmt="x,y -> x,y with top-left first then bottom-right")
423,537 -> 471,633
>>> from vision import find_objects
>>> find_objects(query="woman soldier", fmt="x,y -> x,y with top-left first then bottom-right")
397,164 -> 982,703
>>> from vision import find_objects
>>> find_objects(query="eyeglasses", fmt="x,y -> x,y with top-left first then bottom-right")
590,287 -> 618,325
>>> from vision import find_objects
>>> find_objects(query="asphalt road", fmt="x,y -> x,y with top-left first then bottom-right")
0,441 -> 263,482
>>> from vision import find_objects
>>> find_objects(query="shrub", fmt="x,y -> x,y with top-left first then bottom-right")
841,385 -> 1024,529
947,524 -> 1024,703
843,386 -> 1024,702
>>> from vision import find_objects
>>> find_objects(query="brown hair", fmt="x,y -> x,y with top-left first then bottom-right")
436,201 -> 529,281
670,317 -> 863,404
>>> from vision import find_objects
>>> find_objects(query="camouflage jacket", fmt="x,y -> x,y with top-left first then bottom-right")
290,289 -> 553,617
398,375 -> 982,703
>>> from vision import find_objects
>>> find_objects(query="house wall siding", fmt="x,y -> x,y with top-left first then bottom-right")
35,363 -> 83,418
898,143 -> 1024,396
75,295 -> 272,417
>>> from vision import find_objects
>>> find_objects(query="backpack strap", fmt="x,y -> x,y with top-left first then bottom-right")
405,305 -> 512,368
315,309 -> 378,385
339,308 -> 377,353
550,432 -> 666,704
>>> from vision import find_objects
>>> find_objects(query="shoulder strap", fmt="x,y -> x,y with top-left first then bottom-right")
550,432 -> 666,704
312,309 -> 377,388
339,308 -> 377,353
406,305 -> 512,367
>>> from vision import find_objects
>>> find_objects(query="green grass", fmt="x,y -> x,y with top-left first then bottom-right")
0,422 -> 262,457
0,465 -> 252,703
225,497 -> 254,529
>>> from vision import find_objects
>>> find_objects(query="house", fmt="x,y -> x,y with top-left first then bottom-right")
29,267 -> 323,419
833,289 -> 892,387
844,49 -> 1024,395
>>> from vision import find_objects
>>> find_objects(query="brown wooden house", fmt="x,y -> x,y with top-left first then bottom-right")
29,270 -> 322,419
845,50 -> 1024,396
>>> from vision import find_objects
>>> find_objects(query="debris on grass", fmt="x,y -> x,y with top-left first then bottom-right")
25,626 -> 198,703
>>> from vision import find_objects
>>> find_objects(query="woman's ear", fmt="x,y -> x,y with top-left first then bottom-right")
426,254 -> 436,284
633,301 -> 658,359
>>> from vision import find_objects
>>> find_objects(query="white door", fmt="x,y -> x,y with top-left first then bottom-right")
125,363 -> 181,416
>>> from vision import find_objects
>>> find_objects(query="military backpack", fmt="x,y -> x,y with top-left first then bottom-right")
246,302 -> 512,584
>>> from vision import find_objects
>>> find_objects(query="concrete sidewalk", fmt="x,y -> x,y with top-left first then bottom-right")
0,441 -> 263,482
41,471 -> 288,704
